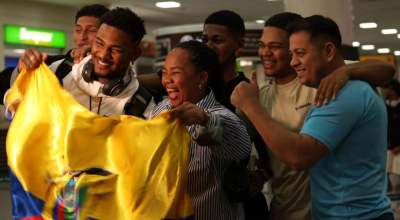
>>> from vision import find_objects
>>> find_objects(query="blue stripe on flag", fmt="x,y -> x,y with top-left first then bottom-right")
51,198 -> 62,220
9,167 -> 45,220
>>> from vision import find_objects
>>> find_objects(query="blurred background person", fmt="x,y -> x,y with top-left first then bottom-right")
382,79 -> 400,192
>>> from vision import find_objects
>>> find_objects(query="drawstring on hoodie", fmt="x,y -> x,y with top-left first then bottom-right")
89,96 -> 103,115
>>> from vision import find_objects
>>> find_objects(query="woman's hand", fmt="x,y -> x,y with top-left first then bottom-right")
170,102 -> 207,126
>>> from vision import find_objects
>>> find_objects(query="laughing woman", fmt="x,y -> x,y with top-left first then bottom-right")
151,41 -> 251,220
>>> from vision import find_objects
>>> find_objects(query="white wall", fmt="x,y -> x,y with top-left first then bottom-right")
142,21 -> 167,42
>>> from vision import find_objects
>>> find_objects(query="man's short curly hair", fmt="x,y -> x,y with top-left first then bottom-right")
204,10 -> 245,38
75,4 -> 110,24
100,7 -> 146,46
264,12 -> 303,30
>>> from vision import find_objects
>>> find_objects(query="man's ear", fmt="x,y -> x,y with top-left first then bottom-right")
235,38 -> 245,58
324,42 -> 335,62
199,71 -> 209,86
131,47 -> 142,63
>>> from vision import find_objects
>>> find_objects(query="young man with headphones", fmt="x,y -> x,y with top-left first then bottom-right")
12,7 -> 155,118
2,4 -> 110,105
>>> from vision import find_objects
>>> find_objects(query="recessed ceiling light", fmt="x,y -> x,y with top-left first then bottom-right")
377,48 -> 390,53
361,45 -> 375,50
381,29 -> 397,34
395,51 -> 400,56
155,1 -> 181,8
359,22 -> 377,29
352,42 -> 360,47
256,20 -> 265,24
398,34 -> 400,39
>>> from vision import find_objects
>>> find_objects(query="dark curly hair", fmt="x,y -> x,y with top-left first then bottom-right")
264,12 -> 302,30
100,7 -> 146,46
286,15 -> 342,54
75,4 -> 110,24
204,10 -> 245,38
174,41 -> 230,109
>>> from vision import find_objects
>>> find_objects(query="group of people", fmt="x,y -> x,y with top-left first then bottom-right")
3,3 -> 398,220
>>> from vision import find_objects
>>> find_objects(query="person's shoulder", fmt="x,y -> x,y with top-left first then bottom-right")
237,72 -> 250,83
45,54 -> 68,65
226,72 -> 249,88
258,81 -> 275,94
344,80 -> 375,94
259,80 -> 273,89
152,99 -> 170,115
158,99 -> 169,105
329,80 -> 377,107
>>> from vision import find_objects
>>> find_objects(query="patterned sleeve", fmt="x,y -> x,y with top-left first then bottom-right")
236,109 -> 258,139
204,107 -> 252,160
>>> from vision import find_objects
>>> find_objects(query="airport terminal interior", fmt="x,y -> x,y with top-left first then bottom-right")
0,0 -> 400,219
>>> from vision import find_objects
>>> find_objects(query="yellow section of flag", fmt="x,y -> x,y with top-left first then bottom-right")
5,63 -> 194,220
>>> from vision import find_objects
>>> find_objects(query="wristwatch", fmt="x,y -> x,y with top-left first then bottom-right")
258,168 -> 270,183
202,109 -> 211,126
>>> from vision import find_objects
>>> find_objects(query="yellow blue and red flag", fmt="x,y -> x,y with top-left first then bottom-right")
5,63 -> 194,220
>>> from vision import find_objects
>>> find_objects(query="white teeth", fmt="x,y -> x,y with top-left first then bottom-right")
297,70 -> 305,74
264,61 -> 277,65
98,60 -> 109,66
167,89 -> 178,92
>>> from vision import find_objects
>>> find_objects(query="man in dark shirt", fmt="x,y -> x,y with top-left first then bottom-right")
140,10 -> 251,111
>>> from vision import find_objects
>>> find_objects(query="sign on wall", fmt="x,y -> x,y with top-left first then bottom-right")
4,25 -> 66,49
360,55 -> 396,67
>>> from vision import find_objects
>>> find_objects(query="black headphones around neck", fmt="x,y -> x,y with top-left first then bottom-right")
82,60 -> 132,97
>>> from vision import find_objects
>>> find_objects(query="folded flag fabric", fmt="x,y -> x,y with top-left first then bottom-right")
5,63 -> 194,220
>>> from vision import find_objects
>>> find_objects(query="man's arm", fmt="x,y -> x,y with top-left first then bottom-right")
315,59 -> 395,106
241,101 -> 329,171
346,59 -> 395,86
231,71 -> 330,171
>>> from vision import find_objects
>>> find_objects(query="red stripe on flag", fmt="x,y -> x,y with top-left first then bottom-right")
57,199 -> 65,220
19,216 -> 44,220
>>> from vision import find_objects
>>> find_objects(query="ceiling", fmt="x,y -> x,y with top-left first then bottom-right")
21,0 -> 400,58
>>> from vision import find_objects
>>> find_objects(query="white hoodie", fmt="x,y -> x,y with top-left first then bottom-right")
10,55 -> 155,118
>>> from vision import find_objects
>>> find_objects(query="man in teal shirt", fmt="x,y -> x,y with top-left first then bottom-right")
232,15 -> 393,220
